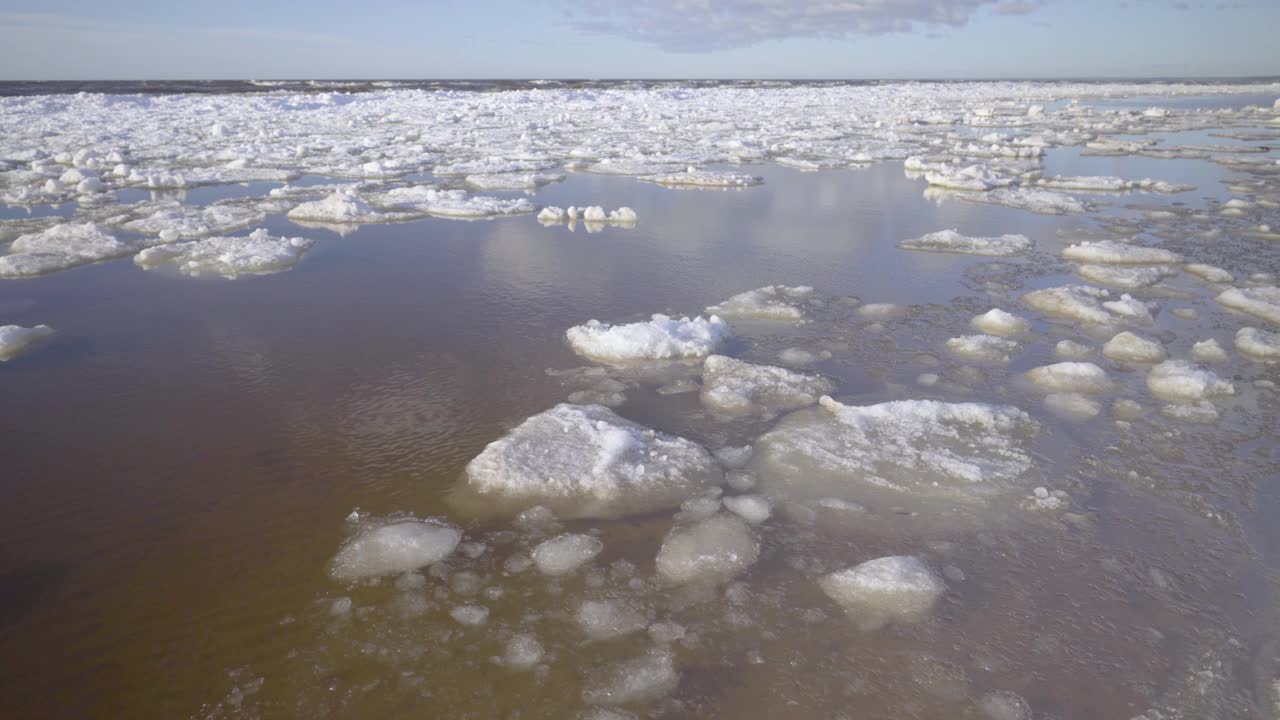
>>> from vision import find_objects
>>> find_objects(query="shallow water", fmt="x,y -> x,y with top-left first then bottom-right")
2,85 -> 1280,720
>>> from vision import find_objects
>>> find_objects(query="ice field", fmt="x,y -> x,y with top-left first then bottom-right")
2,80 -> 1280,719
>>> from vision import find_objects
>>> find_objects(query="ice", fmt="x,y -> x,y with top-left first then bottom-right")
1055,340 -> 1094,360
450,605 -> 489,626
960,187 -> 1089,214
0,324 -> 54,361
576,599 -> 651,641
1162,401 -> 1221,423
501,633 -> 544,670
1102,332 -> 1168,364
858,303 -> 905,320
777,347 -> 832,366
921,163 -> 1015,191
945,334 -> 1019,364
699,355 -> 833,418
1075,264 -> 1175,290
461,403 -> 723,519
375,186 -> 534,219
1043,392 -> 1101,421
641,168 -> 762,188
1236,327 -> 1280,360
1101,294 -> 1155,323
121,203 -> 265,240
722,494 -> 772,524
654,513 -> 758,585
531,533 -> 603,576
1191,339 -> 1229,363
566,314 -> 730,363
899,229 -> 1031,256
464,172 -> 563,190
1185,263 -> 1234,284
582,651 -> 678,705
1216,286 -> 1280,325
706,285 -> 814,321
970,309 -> 1030,336
0,223 -> 138,278
1023,362 -> 1113,393
977,690 -> 1032,720
819,556 -> 945,630
1022,285 -> 1114,325
1062,240 -> 1182,265
134,229 -> 314,278
537,206 -> 565,223
330,518 -> 462,581
1146,360 -> 1234,403
287,189 -> 385,224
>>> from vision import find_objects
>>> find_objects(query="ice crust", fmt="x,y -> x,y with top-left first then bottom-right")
566,314 -> 730,363
899,229 -> 1031,256
706,285 -> 814,321
461,403 -> 723,519
699,355 -> 833,417
0,324 -> 55,361
819,556 -> 945,630
134,229 -> 313,278
330,518 -> 462,581
1146,360 -> 1234,403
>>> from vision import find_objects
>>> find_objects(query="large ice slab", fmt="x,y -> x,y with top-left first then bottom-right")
819,555 -> 945,631
899,229 -> 1031,257
134,229 -> 314,278
566,314 -> 730,363
699,355 -> 833,417
0,324 -> 55,361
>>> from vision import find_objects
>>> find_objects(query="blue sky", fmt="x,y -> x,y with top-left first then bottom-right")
0,1 -> 1276,80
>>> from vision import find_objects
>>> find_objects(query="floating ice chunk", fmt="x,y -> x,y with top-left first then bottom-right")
819,556 -> 945,631
967,187 -> 1089,214
450,605 -> 489,626
1022,285 -> 1114,324
1024,362 -> 1113,393
1161,401 -> 1220,423
971,309 -> 1030,336
566,314 -> 730,363
899,229 -> 1031,257
134,229 -> 313,278
1185,264 -> 1234,285
655,514 -> 758,585
858,303 -> 905,320
945,334 -> 1018,364
640,169 -> 762,188
0,324 -> 54,361
1038,175 -> 1132,192
1146,360 -> 1234,403
1102,294 -> 1155,323
378,186 -> 534,219
537,206 -> 565,223
699,355 -> 833,418
582,651 -> 678,705
0,223 -> 137,278
978,690 -> 1032,720
1236,327 -> 1280,360
464,172 -> 563,190
608,207 -> 637,225
586,159 -> 684,176
1102,332 -> 1168,363
330,518 -> 462,581
777,347 -> 832,367
121,203 -> 265,240
714,446 -> 753,470
1043,393 -> 1101,421
1076,264 -> 1175,290
531,533 -> 602,575
287,190 -> 382,224
1216,286 -> 1280,325
922,164 -> 1015,191
576,599 -> 651,641
722,495 -> 772,524
1062,240 -> 1182,265
582,206 -> 607,222
461,403 -> 723,519
1191,339 -> 1229,363
1053,340 -> 1093,360
706,285 -> 814,321
502,633 -> 544,670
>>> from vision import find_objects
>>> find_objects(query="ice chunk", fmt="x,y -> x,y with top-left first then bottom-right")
1146,360 -> 1234,403
330,518 -> 462,581
460,403 -> 723,519
134,229 -> 313,278
450,605 -> 489,626
945,334 -> 1018,363
582,651 -> 678,705
0,324 -> 54,361
970,309 -> 1030,336
777,347 -> 832,366
576,599 -> 651,641
641,169 -> 762,188
655,514 -> 758,585
1102,332 -> 1167,363
1217,286 -> 1280,325
1055,340 -> 1094,360
608,207 -> 638,225
537,206 -> 565,223
531,533 -> 603,575
922,164 -> 1014,191
1076,264 -> 1175,290
1236,327 -> 1280,361
1024,362 -> 1113,393
978,690 -> 1032,720
1043,393 -> 1101,421
1161,401 -> 1220,423
1022,285 -> 1113,324
1184,263 -> 1233,284
819,556 -> 945,630
377,186 -> 533,219
899,229 -> 1031,257
858,303 -> 905,320
965,187 -> 1089,214
1038,175 -> 1132,192
287,190 -> 383,224
502,633 -> 544,669
722,494 -> 772,524
1191,339 -> 1229,363
1101,294 -> 1155,323
0,223 -> 137,278
1062,240 -> 1181,265
706,285 -> 814,321
566,314 -> 730,363
699,355 -> 833,417
121,203 -> 264,240
464,172 -> 563,190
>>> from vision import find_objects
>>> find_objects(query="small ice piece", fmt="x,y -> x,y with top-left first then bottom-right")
1062,240 -> 1181,265
462,403 -> 723,519
1161,401 -> 1220,423
1043,393 -> 1101,421
899,229 -> 1031,257
566,314 -> 731,363
450,605 -> 489,626
1101,294 -> 1155,323
1146,360 -> 1234,403
1076,264 -> 1175,290
945,334 -> 1018,363
699,355 -> 833,417
1038,175 -> 1133,192
582,206 -> 607,222
1102,332 -> 1167,364
0,223 -> 137,278
537,206 -> 566,223
576,599 -> 651,641
819,556 -> 945,631
287,190 -> 382,224
608,207 -> 638,225
1022,285 -> 1113,325
977,690 -> 1032,720
1191,339 -> 1229,363
502,633 -> 544,669
330,518 -> 462,581
1236,327 -> 1280,360
1024,362 -> 1113,393
1216,286 -> 1280,325
858,303 -> 904,320
134,229 -> 314,278
1184,263 -> 1233,284
971,309 -> 1030,337
582,651 -> 678,706
1113,399 -> 1144,420
706,285 -> 815,321
777,347 -> 832,366
722,495 -> 772,524
655,514 -> 759,585
1055,340 -> 1094,360
531,533 -> 603,576
0,324 -> 55,361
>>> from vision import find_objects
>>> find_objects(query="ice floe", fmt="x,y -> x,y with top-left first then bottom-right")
1075,264 -> 1175,290
1061,240 -> 1182,265
531,533 -> 603,576
330,517 -> 462,581
1185,263 -> 1234,284
819,555 -> 945,631
1191,339 -> 1229,363
699,355 -> 833,418
639,168 -> 762,188
0,223 -> 140,277
899,229 -> 1031,257
566,314 -> 730,363
121,202 -> 265,240
1102,332 -> 1168,364
134,229 -> 314,278
582,651 -> 678,705
1043,393 -> 1102,421
375,186 -> 534,219
575,599 -> 651,641
654,514 -> 758,585
1024,362 -> 1113,393
970,308 -> 1030,336
1235,327 -> 1280,360
705,285 -> 814,321
1216,286 -> 1280,325
945,334 -> 1019,363
0,324 -> 54,361
1146,360 -> 1234,403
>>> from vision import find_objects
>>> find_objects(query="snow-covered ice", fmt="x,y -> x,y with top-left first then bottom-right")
1076,264 -> 1175,290
134,229 -> 314,278
819,556 -> 945,630
706,285 -> 814,321
566,314 -> 730,363
699,355 -> 833,417
971,309 -> 1030,336
1062,240 -> 1182,265
899,229 -> 1031,257
640,168 -> 762,188
945,334 -> 1019,364
0,223 -> 139,278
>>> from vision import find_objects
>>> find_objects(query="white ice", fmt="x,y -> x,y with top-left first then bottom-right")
1023,362 -> 1113,393
0,324 -> 55,361
0,223 -> 139,278
576,599 -> 651,641
582,651 -> 678,706
699,355 -> 833,418
566,314 -> 730,363
640,168 -> 762,188
1146,360 -> 1235,403
654,513 -> 759,585
134,229 -> 314,278
1236,327 -> 1280,361
330,518 -> 462,581
1102,332 -> 1168,364
531,533 -> 602,576
899,229 -> 1031,257
971,308 -> 1030,336
1043,393 -> 1102,421
1076,264 -> 1175,290
819,555 -> 945,631
945,334 -> 1019,364
1191,339 -> 1229,363
1062,240 -> 1182,265
706,285 -> 814,321
1217,286 -> 1280,325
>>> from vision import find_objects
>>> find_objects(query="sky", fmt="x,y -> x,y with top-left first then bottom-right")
0,0 -> 1276,80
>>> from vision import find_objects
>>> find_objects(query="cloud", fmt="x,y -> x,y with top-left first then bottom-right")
561,0 -> 1048,52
